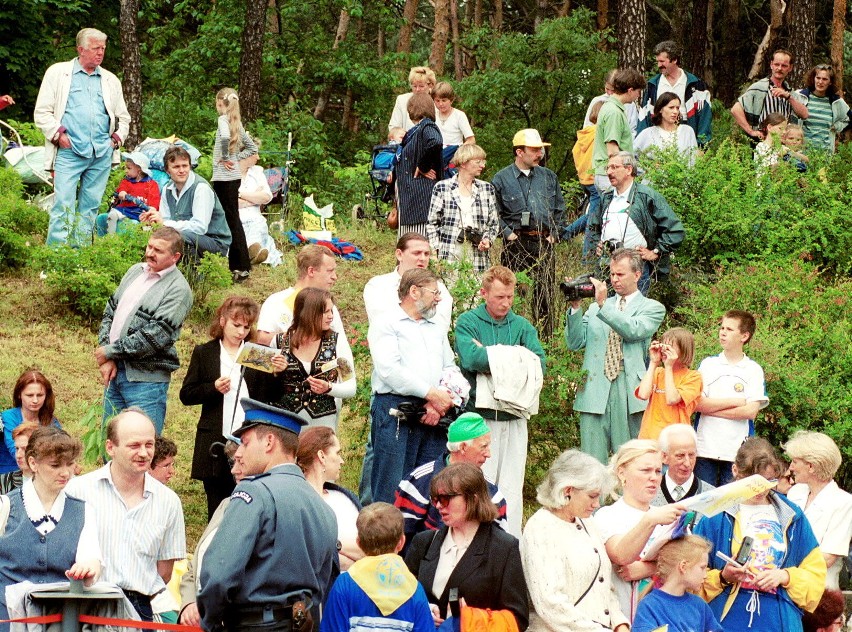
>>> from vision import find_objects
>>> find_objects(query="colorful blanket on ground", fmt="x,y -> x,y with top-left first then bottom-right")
286,229 -> 364,261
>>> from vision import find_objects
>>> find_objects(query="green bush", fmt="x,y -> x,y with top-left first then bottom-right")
34,227 -> 151,321
671,258 -> 852,487
0,168 -> 48,269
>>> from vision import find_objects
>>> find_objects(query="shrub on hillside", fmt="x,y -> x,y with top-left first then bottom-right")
644,141 -> 852,275
671,258 -> 852,487
0,168 -> 48,269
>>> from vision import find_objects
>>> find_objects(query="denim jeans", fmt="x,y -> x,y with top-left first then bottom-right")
102,363 -> 169,433
695,457 -> 735,487
182,231 -> 229,260
49,148 -> 113,246
370,393 -> 448,504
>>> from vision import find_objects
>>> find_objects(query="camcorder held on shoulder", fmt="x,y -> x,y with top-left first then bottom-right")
559,274 -> 596,301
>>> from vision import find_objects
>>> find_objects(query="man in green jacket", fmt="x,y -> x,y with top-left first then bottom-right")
454,266 -> 546,537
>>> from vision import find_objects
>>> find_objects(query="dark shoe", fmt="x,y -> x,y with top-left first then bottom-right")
232,270 -> 250,284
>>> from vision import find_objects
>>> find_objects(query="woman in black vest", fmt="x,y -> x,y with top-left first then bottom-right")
260,288 -> 356,430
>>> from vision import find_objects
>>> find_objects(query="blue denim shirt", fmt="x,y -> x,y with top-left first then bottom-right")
491,163 -> 566,239
61,59 -> 111,159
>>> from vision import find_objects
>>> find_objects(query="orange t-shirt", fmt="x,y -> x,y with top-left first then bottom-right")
637,366 -> 703,440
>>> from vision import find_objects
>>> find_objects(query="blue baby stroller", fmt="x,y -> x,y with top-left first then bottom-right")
353,143 -> 399,222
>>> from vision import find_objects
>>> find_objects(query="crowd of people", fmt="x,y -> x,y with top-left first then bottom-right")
5,25 -> 851,632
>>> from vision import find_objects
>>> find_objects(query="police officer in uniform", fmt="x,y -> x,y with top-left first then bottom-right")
198,399 -> 339,632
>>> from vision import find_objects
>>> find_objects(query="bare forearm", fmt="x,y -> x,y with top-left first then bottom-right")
636,364 -> 658,400
695,396 -> 747,413
664,366 -> 682,405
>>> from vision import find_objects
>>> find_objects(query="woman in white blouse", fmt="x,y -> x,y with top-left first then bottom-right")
521,449 -> 628,632
237,149 -> 282,267
0,426 -> 101,622
296,426 -> 363,570
784,430 -> 852,589
634,92 -> 697,166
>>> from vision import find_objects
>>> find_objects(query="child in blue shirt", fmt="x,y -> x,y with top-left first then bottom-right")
633,534 -> 723,632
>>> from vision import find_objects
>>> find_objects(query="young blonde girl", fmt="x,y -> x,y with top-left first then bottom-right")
212,88 -> 258,282
637,327 -> 702,440
754,113 -> 788,171
632,535 -> 723,632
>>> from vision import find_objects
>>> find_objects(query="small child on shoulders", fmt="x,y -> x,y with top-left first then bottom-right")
637,327 -> 703,441
321,503 -> 433,632
96,151 -> 160,236
633,535 -> 723,632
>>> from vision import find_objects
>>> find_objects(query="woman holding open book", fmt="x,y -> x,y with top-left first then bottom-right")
257,287 -> 356,430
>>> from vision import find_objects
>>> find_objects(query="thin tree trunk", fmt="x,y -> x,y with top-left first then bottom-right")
450,0 -> 462,80
556,0 -> 571,18
748,0 -> 786,79
377,28 -> 385,58
313,8 -> 350,120
784,0 -> 815,87
240,0 -> 268,121
398,0 -> 419,53
830,0 -> 846,93
617,0 -> 646,71
688,0 -> 711,82
703,0 -> 714,92
492,0 -> 503,32
119,0 -> 142,148
717,0 -> 740,104
429,0 -> 450,75
597,0 -> 608,33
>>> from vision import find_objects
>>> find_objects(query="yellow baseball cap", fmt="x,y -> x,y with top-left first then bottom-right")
512,129 -> 551,147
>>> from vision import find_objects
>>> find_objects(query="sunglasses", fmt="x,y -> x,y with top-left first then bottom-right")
431,492 -> 460,506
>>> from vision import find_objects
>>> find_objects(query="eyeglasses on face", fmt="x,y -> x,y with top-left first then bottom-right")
430,492 -> 460,506
418,286 -> 439,296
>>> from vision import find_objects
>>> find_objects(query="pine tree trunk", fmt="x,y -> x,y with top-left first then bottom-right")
688,0 -> 711,83
429,0 -> 450,75
450,0 -> 462,80
830,0 -> 846,93
597,0 -> 608,33
716,0 -> 740,104
398,0 -> 419,53
119,0 -> 142,148
240,0 -> 269,122
617,0 -> 646,71
492,0 -> 503,32
784,0 -> 815,87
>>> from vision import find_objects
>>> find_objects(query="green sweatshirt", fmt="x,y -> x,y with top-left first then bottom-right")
454,304 -> 546,421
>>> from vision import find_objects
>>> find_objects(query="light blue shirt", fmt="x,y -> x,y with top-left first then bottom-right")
65,464 -> 186,595
61,59 -> 111,159
368,304 -> 457,397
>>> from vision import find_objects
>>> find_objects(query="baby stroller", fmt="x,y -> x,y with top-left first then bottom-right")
353,143 -> 399,222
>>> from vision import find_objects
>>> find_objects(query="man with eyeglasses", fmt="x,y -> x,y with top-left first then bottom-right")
367,268 -> 468,504
731,48 -> 810,144
588,151 -> 684,295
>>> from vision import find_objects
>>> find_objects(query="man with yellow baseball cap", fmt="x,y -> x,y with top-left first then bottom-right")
491,128 -> 566,338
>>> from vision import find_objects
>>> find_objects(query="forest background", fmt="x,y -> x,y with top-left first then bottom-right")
0,0 -> 852,542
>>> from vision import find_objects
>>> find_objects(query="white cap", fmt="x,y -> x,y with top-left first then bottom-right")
120,151 -> 151,177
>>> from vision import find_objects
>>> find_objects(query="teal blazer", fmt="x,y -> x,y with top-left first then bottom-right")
565,293 -> 665,416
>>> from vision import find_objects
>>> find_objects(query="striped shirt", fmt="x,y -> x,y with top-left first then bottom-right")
761,80 -> 793,123
65,465 -> 186,595
801,94 -> 833,150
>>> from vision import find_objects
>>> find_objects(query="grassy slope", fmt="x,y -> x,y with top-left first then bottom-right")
0,219 -> 399,545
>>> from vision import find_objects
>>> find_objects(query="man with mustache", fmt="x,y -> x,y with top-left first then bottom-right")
94,227 -> 193,433
367,268 -> 467,504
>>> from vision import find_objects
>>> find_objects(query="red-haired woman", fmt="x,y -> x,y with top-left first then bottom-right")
1,369 -> 61,493
180,295 -> 262,519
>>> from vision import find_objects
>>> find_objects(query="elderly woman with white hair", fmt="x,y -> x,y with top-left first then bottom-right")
785,430 -> 852,589
520,449 -> 628,632
593,440 -> 684,622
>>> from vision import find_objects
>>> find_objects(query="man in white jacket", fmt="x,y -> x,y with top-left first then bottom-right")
34,28 -> 130,246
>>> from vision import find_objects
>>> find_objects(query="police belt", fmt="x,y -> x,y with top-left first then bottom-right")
226,606 -> 293,625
